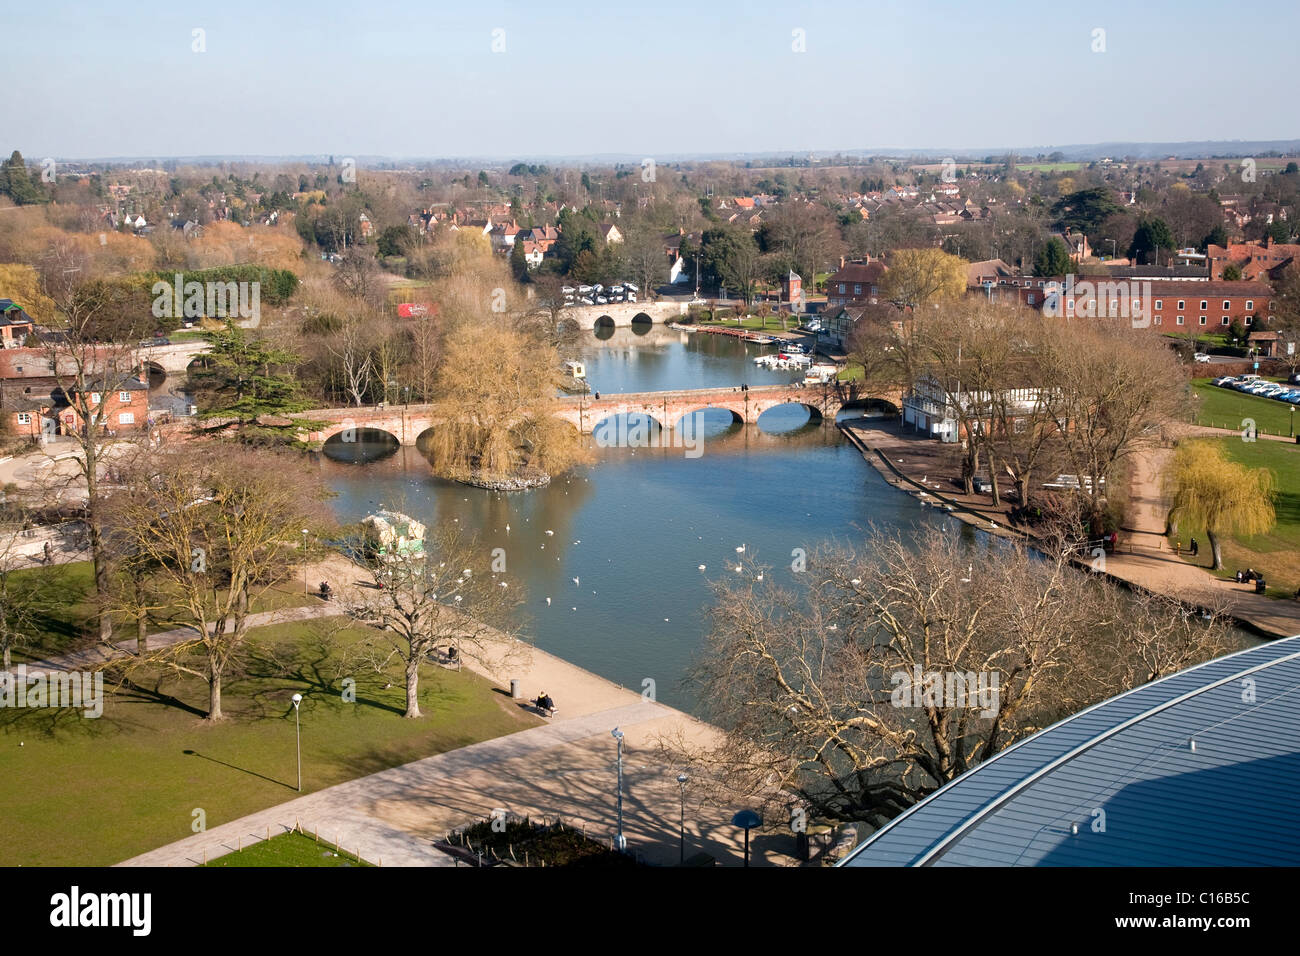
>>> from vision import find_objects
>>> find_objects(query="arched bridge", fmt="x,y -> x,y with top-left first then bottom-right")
562,301 -> 687,330
291,383 -> 901,444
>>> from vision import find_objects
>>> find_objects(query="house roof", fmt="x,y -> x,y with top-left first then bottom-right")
841,634 -> 1300,866
829,262 -> 887,285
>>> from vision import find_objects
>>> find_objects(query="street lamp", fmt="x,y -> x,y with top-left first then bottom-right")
301,529 -> 310,595
291,693 -> 303,791
612,727 -> 626,852
676,772 -> 689,863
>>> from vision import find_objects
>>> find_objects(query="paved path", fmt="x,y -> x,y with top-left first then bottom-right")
118,700 -> 668,867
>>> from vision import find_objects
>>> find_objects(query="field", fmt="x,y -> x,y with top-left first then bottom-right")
1015,162 -> 1084,172
0,615 -> 539,866
1191,378 -> 1298,437
202,828 -> 374,867
1167,437 -> 1300,596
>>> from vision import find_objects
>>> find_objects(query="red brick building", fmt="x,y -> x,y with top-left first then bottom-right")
826,260 -> 887,307
1206,238 -> 1300,281
57,377 -> 151,435
1039,278 -> 1274,330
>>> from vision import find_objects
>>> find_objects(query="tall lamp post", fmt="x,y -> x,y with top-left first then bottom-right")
612,727 -> 626,852
676,772 -> 689,863
301,528 -> 310,595
291,693 -> 303,791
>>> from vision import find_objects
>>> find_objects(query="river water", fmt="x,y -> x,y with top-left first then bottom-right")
316,325 -> 960,712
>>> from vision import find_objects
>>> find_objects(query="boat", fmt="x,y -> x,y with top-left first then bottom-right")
743,333 -> 776,344
804,363 -> 839,384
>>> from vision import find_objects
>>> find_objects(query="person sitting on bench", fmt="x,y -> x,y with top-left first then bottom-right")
536,692 -> 555,717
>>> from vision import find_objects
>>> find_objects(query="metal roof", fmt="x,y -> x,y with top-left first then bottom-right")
841,635 -> 1300,866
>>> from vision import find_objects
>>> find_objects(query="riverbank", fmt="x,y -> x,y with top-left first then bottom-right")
838,417 -> 1300,640
117,551 -> 781,867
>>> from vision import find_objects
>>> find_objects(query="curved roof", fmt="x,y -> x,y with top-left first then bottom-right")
841,635 -> 1300,866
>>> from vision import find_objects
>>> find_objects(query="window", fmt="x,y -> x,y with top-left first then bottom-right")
1178,300 -> 1185,310
1246,300 -> 1254,310
1155,299 -> 1162,310
1245,316 -> 1253,326
118,412 -> 135,425
90,392 -> 101,404
16,413 -> 31,425
1199,316 -> 1207,325
838,283 -> 846,294
853,284 -> 862,295
1222,316 -> 1230,326
1027,294 -> 1036,305
1223,300 -> 1231,310
119,391 -> 132,403
1013,418 -> 1027,434
1177,315 -> 1185,325
1154,315 -> 1162,325
1200,300 -> 1208,310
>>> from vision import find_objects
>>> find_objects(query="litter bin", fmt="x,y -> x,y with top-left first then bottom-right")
1255,579 -> 1267,595
510,679 -> 522,699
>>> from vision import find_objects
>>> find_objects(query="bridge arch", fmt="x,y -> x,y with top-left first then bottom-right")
590,411 -> 664,448
674,405 -> 745,432
755,401 -> 825,433
630,312 -> 653,335
838,396 -> 900,420
321,425 -> 401,462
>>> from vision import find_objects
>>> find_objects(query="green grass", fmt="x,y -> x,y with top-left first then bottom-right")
1191,378 -> 1298,438
165,330 -> 209,343
697,315 -> 801,331
8,561 -> 323,663
0,616 -> 540,865
202,828 -> 374,867
1015,162 -> 1083,172
1167,437 -> 1300,596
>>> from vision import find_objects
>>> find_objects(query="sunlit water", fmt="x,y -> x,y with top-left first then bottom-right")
316,327 -> 955,712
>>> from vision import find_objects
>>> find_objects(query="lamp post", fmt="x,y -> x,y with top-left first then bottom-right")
1107,239 -> 1117,259
676,772 -> 689,863
291,693 -> 303,791
301,528 -> 310,595
612,727 -> 626,852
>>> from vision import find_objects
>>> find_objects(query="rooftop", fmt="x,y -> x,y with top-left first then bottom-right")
841,635 -> 1300,867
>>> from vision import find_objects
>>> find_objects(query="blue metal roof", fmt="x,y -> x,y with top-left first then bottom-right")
840,635 -> 1300,866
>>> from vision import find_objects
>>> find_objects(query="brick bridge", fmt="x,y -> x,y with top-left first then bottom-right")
291,383 -> 902,444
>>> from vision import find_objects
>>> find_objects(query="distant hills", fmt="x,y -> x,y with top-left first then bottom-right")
45,139 -> 1300,168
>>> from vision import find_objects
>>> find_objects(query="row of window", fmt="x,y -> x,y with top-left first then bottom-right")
16,411 -> 136,426
1155,300 -> 1254,311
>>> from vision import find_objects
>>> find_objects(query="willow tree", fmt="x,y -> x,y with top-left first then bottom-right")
1166,440 -> 1276,570
423,319 -> 588,486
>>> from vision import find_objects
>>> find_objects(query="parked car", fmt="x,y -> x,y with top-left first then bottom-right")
595,296 -> 608,304
624,282 -> 638,292
1194,352 -> 1211,363
626,293 -> 637,302
578,285 -> 593,295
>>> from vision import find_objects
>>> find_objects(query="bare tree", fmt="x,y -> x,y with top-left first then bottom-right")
673,528 -> 1239,828
107,445 -> 332,720
345,523 -> 524,718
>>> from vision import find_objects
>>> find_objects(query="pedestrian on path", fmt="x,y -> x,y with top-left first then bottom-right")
43,541 -> 53,564
1191,538 -> 1199,558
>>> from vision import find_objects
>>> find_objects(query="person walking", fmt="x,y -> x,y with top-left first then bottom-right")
1191,538 -> 1199,558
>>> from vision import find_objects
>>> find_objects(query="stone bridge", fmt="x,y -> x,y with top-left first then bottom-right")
561,300 -> 687,330
291,383 -> 902,444
137,340 -> 212,375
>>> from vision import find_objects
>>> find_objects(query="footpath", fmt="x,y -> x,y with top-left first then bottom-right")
839,418 -> 1300,640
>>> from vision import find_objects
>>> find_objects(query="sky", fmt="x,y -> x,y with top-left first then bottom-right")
4,0 -> 1297,161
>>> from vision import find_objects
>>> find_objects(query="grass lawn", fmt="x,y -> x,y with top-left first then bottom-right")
698,315 -> 800,332
202,828 -> 374,867
1191,378 -> 1298,437
8,561 -> 322,663
0,615 -> 540,866
1166,437 -> 1300,596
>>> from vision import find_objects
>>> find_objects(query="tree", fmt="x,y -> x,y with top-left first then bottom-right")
1128,217 -> 1175,266
1051,187 -> 1121,234
675,528 -> 1236,827
1222,263 -> 1242,281
1202,224 -> 1229,250
1166,440 -> 1276,571
1034,237 -> 1072,277
377,224 -> 413,259
189,321 -> 311,422
620,222 -> 667,297
346,524 -> 522,718
701,226 -> 764,304
108,445 -> 332,719
0,151 -> 47,205
423,319 -> 589,484
879,248 -> 967,310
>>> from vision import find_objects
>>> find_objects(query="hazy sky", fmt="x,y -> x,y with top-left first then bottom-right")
5,0 -> 1297,160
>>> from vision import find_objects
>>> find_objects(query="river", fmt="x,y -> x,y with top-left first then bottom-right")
316,325 -> 960,712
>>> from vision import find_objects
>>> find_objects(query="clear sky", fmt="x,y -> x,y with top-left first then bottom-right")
4,0 -> 1297,160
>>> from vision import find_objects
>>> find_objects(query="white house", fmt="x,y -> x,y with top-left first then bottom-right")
902,375 -> 1048,443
